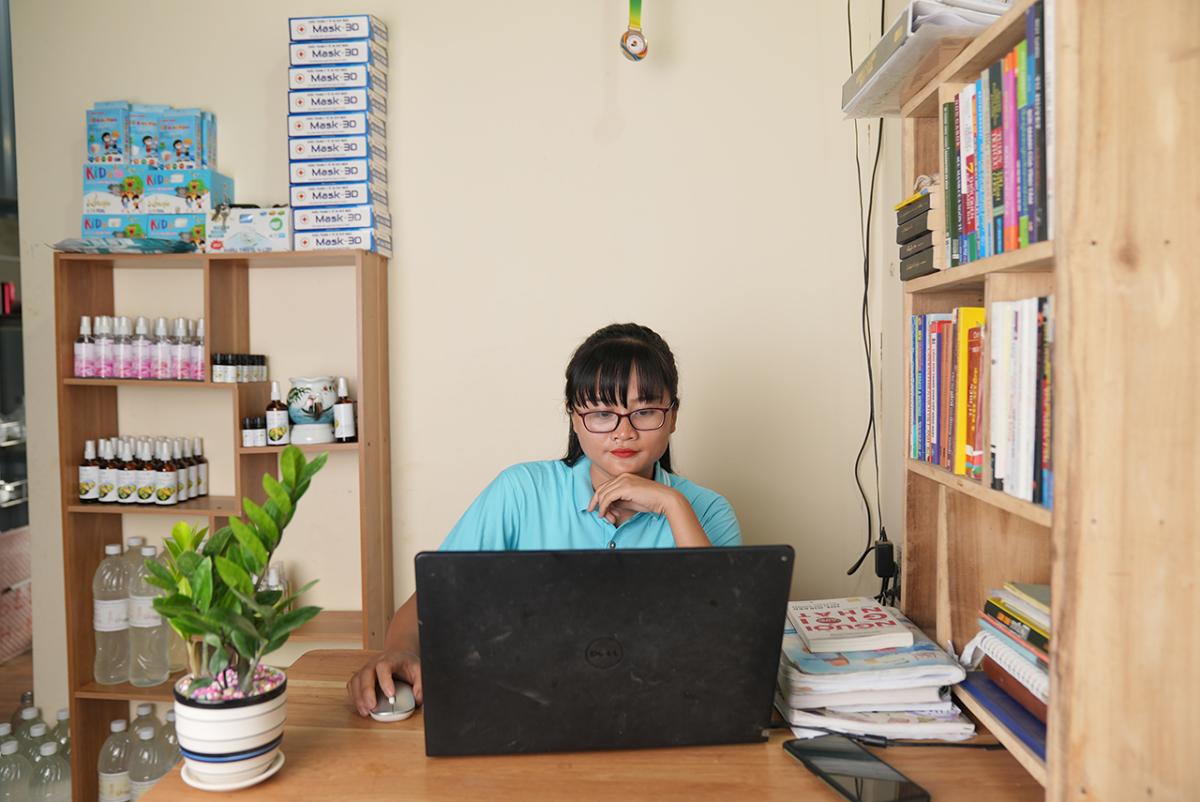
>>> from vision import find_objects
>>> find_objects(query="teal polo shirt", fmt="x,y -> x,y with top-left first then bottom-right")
438,457 -> 741,551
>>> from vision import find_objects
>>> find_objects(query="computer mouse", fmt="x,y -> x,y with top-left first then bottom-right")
370,679 -> 416,722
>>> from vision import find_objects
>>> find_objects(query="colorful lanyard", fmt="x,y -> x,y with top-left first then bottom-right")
620,0 -> 648,61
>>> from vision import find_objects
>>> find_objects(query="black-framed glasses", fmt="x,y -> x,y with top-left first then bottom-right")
576,401 -> 676,434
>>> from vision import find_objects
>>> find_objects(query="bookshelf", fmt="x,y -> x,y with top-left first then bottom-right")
898,0 -> 1194,800
53,249 -> 394,802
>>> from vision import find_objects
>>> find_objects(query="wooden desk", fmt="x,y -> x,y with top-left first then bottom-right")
146,650 -> 1042,801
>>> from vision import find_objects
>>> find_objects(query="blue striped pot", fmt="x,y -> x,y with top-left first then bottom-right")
173,675 -> 287,788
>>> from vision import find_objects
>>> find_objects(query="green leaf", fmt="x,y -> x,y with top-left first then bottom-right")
172,520 -> 199,552
275,579 -> 318,611
230,630 -> 259,661
242,499 -> 280,551
146,557 -> 177,586
209,608 -> 258,639
301,452 -> 328,483
267,605 -> 321,641
262,474 -> 294,523
293,477 -> 312,503
209,646 -> 230,677
192,558 -> 214,613
215,556 -> 254,596
170,618 -> 206,639
255,590 -> 283,607
153,593 -> 197,620
230,588 -> 277,624
176,551 -> 203,578
186,677 -> 211,696
202,526 -> 234,558
162,537 -> 182,564
280,446 -> 303,491
202,632 -> 222,648
229,518 -> 269,571
263,632 -> 290,655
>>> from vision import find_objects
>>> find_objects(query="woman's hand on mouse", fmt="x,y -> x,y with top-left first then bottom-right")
347,649 -> 423,717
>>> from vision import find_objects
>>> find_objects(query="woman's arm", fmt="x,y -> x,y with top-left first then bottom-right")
346,592 -> 424,716
589,474 -> 713,547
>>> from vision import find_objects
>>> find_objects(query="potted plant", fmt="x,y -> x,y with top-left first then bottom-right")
144,446 -> 327,790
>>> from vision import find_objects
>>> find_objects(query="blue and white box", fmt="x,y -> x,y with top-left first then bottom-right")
83,164 -> 150,214
293,205 -> 387,231
129,104 -> 169,168
289,39 -> 388,67
288,63 -> 386,91
288,133 -> 386,161
290,180 -> 387,208
85,102 -> 130,164
289,15 -> 388,45
288,87 -> 387,115
294,226 -> 392,258
81,214 -> 147,238
207,207 -> 292,253
288,111 -> 386,139
147,213 -> 206,247
141,168 -> 235,215
289,158 -> 386,185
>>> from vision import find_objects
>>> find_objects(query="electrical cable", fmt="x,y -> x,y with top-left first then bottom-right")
783,728 -> 1006,750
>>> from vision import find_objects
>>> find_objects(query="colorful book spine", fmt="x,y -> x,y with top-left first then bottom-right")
930,326 -> 940,464
961,85 -> 977,263
955,95 -> 966,263
1041,297 -> 1054,508
982,656 -> 1048,724
1030,0 -> 1046,243
1032,297 -> 1046,504
953,308 -> 985,474
978,69 -> 990,259
974,77 -> 985,261
961,672 -> 1047,760
1003,50 -> 1020,251
942,102 -> 960,267
984,599 -> 1050,654
911,317 -> 918,459
989,62 -> 1004,256
939,320 -> 953,468
1018,40 -> 1032,248
917,317 -> 927,462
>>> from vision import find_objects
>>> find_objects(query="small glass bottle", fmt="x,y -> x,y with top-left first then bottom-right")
254,417 -> 268,448
98,440 -> 120,504
182,439 -> 198,500
95,316 -> 115,379
135,441 -> 156,504
171,318 -> 191,381
152,318 -> 172,380
192,437 -> 208,497
154,442 -> 177,506
242,417 -> 256,448
116,442 -> 138,504
132,316 -> 153,380
191,318 -> 206,381
333,377 -> 357,443
79,440 -> 100,503
74,315 -> 95,378
114,316 -> 134,379
266,381 -> 291,445
172,439 -> 189,503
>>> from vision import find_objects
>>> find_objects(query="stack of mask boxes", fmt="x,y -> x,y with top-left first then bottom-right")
288,15 -> 392,257
81,102 -> 234,249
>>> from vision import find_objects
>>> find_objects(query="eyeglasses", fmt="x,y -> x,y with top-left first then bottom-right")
575,402 -> 676,434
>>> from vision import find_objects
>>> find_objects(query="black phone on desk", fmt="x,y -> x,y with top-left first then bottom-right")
784,737 -> 931,802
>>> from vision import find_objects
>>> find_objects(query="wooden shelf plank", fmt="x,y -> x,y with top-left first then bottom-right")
904,241 -> 1054,294
55,249 -> 371,269
953,684 -> 1047,787
290,610 -> 362,643
61,378 -> 246,389
907,461 -> 1052,528
66,495 -> 239,516
902,0 -> 1043,119
236,442 -> 359,456
75,673 -> 186,703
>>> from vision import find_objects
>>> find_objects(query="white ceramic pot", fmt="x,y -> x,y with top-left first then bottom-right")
173,675 -> 287,788
287,377 -> 336,425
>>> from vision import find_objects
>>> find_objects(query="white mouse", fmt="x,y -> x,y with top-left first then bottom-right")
370,679 -> 416,722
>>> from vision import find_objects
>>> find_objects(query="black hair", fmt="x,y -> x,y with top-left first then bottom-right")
174,139 -> 182,147
562,323 -> 679,472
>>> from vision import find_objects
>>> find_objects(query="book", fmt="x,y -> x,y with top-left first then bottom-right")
937,319 -> 953,466
960,83 -> 977,261
986,596 -> 1049,644
1040,296 -> 1054,508
1005,581 -> 1050,616
988,60 -> 1004,256
897,211 -> 931,244
989,301 -> 1014,490
916,316 -> 927,461
1032,296 -> 1047,503
974,78 -> 984,260
942,102 -> 960,267
1003,48 -> 1020,251
955,94 -> 966,263
900,230 -> 935,260
900,247 -> 937,281
978,66 -> 991,259
953,308 -> 985,473
960,672 -> 1046,759
961,628 -> 1049,702
896,191 -> 932,223
776,674 -> 945,711
978,617 -> 1048,669
993,586 -> 1050,630
777,697 -> 976,742
779,618 -> 964,688
982,606 -> 1049,661
1030,0 -> 1047,242
786,598 -> 915,653
964,325 -> 984,478
982,656 -> 1047,723
827,693 -> 957,715
1017,38 -> 1032,248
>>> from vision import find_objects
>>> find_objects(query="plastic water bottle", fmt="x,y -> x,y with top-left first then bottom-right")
14,707 -> 42,744
128,727 -> 165,801
129,546 -> 169,687
98,719 -> 132,802
8,691 -> 32,728
121,537 -> 145,572
21,722 -> 49,764
30,741 -> 70,802
159,711 -> 180,767
129,705 -> 159,743
0,739 -> 33,801
93,544 -> 130,684
50,710 -> 69,760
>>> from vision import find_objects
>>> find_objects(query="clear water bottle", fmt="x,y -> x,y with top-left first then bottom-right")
129,705 -> 159,743
21,722 -> 49,764
97,719 -> 132,802
121,536 -> 146,573
128,727 -> 165,801
14,707 -> 43,743
8,691 -> 32,728
50,710 -> 69,760
159,711 -> 181,767
129,546 -> 169,687
0,739 -> 33,802
30,741 -> 70,802
93,543 -> 131,684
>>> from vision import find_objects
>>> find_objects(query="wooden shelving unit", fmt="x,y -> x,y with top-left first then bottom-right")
899,1 -> 1194,799
53,249 -> 394,802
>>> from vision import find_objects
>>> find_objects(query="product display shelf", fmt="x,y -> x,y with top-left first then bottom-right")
898,1 -> 1192,799
236,441 -> 360,456
54,249 -> 394,802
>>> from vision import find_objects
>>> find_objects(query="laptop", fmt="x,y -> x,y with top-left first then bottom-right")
415,545 -> 794,756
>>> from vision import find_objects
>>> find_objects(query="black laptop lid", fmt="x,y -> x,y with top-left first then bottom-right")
415,546 -> 794,757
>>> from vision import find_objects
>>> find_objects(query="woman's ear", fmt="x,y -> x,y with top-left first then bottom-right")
668,404 -> 678,435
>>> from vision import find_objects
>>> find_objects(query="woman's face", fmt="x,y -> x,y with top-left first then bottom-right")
571,373 -> 676,480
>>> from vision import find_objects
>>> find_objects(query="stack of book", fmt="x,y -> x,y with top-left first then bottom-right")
989,295 -> 1053,507
776,598 -> 974,741
910,306 -> 986,478
942,0 -> 1050,268
960,583 -> 1050,760
896,188 -> 938,281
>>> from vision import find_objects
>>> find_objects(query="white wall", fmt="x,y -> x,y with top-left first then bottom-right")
11,0 -> 905,715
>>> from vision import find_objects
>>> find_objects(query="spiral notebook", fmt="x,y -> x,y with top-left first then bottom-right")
960,629 -> 1048,702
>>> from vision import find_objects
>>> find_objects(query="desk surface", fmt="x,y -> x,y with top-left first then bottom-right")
147,650 -> 1043,801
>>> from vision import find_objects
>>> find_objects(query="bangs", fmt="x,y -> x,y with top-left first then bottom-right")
567,339 -> 675,410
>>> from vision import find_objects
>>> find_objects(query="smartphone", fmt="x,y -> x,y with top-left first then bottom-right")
783,736 -> 931,802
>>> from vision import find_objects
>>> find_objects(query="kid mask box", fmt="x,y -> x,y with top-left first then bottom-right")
85,102 -> 130,164
81,214 -> 148,238
83,164 -> 152,214
147,214 -> 207,249
141,169 -> 234,215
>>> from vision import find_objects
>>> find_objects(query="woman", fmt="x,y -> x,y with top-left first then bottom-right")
346,323 -> 741,716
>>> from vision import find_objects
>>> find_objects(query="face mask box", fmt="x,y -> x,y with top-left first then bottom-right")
206,207 -> 292,253
293,205 -> 387,231
81,214 -> 148,238
289,15 -> 388,45
86,102 -> 130,164
290,180 -> 388,208
294,225 -> 392,258
82,164 -> 153,214
288,132 -> 387,161
288,110 -> 386,139
141,169 -> 235,215
147,214 -> 207,249
288,63 -> 387,91
289,39 -> 388,68
288,87 -> 387,115
129,104 -> 170,167
158,109 -> 203,170
289,158 -> 386,185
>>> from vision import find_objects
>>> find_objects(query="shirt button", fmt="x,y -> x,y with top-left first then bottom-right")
608,541 -> 616,550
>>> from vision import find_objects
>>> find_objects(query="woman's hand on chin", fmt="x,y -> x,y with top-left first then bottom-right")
588,472 -> 683,524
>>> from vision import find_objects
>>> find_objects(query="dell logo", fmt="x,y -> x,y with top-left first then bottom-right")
585,637 -> 623,669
